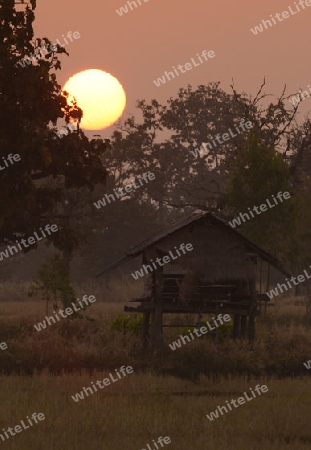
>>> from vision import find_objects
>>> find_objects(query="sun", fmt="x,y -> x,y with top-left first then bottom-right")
62,69 -> 126,130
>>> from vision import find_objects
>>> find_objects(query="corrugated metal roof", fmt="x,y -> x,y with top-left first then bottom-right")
96,210 -> 291,277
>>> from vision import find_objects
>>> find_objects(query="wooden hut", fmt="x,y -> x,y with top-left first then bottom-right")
97,211 -> 290,351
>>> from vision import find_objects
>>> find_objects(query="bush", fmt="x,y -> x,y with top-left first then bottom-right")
111,314 -> 143,335
28,254 -> 81,316
179,319 -> 233,343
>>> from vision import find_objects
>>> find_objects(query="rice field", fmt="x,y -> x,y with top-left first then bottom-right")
0,287 -> 310,449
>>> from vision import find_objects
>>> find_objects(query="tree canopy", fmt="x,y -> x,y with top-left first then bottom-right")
0,0 -> 108,256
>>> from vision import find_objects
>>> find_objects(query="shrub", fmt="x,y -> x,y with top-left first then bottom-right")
111,314 -> 143,335
179,319 -> 233,343
28,254 -> 80,315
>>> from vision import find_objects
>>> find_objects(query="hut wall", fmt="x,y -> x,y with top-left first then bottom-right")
143,217 -> 256,283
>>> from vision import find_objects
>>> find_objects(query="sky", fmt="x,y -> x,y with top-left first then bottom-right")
34,0 -> 311,138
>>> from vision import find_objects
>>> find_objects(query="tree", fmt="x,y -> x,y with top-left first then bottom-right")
226,136 -> 301,267
28,254 -> 77,315
0,1 -> 108,258
105,80 -> 300,212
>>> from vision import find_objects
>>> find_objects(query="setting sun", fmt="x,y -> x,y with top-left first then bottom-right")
62,69 -> 126,130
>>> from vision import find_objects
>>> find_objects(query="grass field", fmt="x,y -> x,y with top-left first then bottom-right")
0,293 -> 310,449
1,373 -> 311,449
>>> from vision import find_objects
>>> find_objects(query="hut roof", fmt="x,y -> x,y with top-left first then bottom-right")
96,210 -> 291,278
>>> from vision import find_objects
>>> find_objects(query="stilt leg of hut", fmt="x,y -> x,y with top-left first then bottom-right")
240,315 -> 247,338
233,315 -> 241,339
248,314 -> 255,347
265,263 -> 270,320
142,311 -> 151,351
150,268 -> 164,354
248,280 -> 257,347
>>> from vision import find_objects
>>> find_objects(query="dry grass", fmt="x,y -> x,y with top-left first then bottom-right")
0,278 -> 143,305
0,292 -> 310,449
0,373 -> 310,449
1,296 -> 311,377
0,298 -> 124,320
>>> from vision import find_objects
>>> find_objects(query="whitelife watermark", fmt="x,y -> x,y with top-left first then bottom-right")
266,265 -> 311,299
17,31 -> 81,68
93,172 -> 156,209
0,153 -> 21,171
33,295 -> 96,331
140,436 -> 171,450
71,366 -> 134,402
168,314 -> 231,350
0,412 -> 45,443
131,243 -> 194,280
0,342 -> 7,351
288,84 -> 311,107
0,224 -> 59,261
228,191 -> 291,229
206,385 -> 268,421
153,50 -> 215,87
116,0 -> 150,16
303,359 -> 311,369
190,121 -> 253,159
250,0 -> 311,35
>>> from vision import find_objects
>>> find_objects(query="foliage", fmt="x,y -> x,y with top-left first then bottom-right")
0,1 -> 108,256
111,314 -> 143,335
28,254 -> 80,313
0,299 -> 310,378
226,137 -> 301,265
105,80 -> 300,211
180,319 -> 233,343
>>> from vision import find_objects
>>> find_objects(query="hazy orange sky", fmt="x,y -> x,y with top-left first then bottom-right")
34,0 -> 311,137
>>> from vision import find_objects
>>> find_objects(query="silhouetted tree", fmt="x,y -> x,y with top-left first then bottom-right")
0,1 -> 108,260
106,80 -> 300,212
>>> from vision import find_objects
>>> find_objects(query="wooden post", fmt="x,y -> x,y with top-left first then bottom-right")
265,263 -> 270,320
259,258 -> 262,316
306,281 -> 311,319
248,279 -> 256,347
233,315 -> 241,339
240,315 -> 247,338
248,314 -> 255,347
266,263 -> 270,291
142,311 -> 151,351
215,301 -> 219,346
150,266 -> 164,354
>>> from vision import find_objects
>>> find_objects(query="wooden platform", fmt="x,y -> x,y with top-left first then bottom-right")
125,302 -> 254,316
